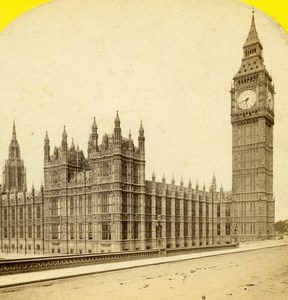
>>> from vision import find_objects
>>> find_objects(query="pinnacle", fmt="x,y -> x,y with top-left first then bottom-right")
139,120 -> 144,133
62,126 -> 67,138
244,12 -> 261,48
212,172 -> 216,185
114,110 -> 120,124
172,174 -> 175,184
44,131 -> 49,142
12,120 -> 17,141
92,117 -> 97,130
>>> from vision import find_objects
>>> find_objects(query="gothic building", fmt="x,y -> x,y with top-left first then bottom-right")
231,13 -> 275,241
0,123 -> 45,254
43,113 -> 232,254
0,13 -> 275,255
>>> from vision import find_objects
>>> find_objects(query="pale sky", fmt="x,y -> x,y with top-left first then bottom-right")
0,0 -> 287,221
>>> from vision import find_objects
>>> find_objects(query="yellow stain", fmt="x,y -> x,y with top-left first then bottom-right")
0,1 -> 287,33
0,0 -> 52,32
242,0 -> 288,32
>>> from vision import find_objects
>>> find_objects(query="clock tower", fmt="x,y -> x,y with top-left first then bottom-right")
231,13 -> 275,241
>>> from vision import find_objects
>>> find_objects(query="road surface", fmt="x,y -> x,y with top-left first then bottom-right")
0,244 -> 287,299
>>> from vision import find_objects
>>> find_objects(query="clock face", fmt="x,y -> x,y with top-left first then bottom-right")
267,91 -> 274,110
237,90 -> 256,110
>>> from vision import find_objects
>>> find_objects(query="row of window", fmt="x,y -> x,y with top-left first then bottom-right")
122,164 -> 139,183
3,225 -> 42,239
49,196 -> 230,219
3,244 -> 41,251
2,205 -> 41,221
122,193 -> 139,214
145,222 -> 230,238
96,161 -> 141,183
51,223 -> 95,240
53,193 -> 144,216
51,195 -> 93,216
145,196 -> 230,218
235,202 -> 256,217
50,248 -> 93,255
239,222 -> 256,235
237,74 -> 258,85
245,48 -> 257,57
69,195 -> 92,215
49,220 -> 231,241
122,221 -> 139,240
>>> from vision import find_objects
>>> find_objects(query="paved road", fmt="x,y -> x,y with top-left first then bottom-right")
0,244 -> 287,300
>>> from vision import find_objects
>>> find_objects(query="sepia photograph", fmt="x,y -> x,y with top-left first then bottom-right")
0,0 -> 288,299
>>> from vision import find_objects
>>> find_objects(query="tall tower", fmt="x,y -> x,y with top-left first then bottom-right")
231,13 -> 275,241
2,122 -> 27,193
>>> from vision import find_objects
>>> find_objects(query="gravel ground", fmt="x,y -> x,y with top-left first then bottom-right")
1,245 -> 288,300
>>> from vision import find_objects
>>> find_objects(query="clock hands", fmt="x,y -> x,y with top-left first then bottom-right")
239,97 -> 250,108
239,97 -> 249,104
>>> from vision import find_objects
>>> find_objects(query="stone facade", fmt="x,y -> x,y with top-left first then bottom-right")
42,113 -> 232,254
0,14 -> 275,255
230,14 -> 275,241
0,123 -> 45,254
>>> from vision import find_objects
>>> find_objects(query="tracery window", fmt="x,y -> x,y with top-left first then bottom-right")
102,222 -> 111,240
166,198 -> 171,216
156,196 -> 162,215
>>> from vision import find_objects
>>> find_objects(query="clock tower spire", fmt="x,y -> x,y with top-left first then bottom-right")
231,13 -> 275,242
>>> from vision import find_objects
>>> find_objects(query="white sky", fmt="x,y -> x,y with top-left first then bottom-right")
0,0 -> 287,221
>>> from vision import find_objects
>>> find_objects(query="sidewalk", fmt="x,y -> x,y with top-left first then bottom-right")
0,239 -> 287,288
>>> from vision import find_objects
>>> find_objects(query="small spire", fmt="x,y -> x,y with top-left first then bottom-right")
114,110 -> 120,124
220,183 -> 223,192
244,10 -> 261,48
188,178 -> 192,188
128,130 -> 133,151
180,176 -> 184,187
44,131 -> 49,143
172,174 -> 175,185
196,180 -> 199,189
212,172 -> 216,185
62,126 -> 67,138
162,174 -> 166,183
152,171 -> 156,181
139,120 -> 144,133
203,182 -> 206,191
12,120 -> 17,139
92,117 -> 97,130
114,111 -> 121,141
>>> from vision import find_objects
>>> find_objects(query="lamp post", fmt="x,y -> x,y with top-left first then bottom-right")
233,223 -> 238,245
156,214 -> 162,256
